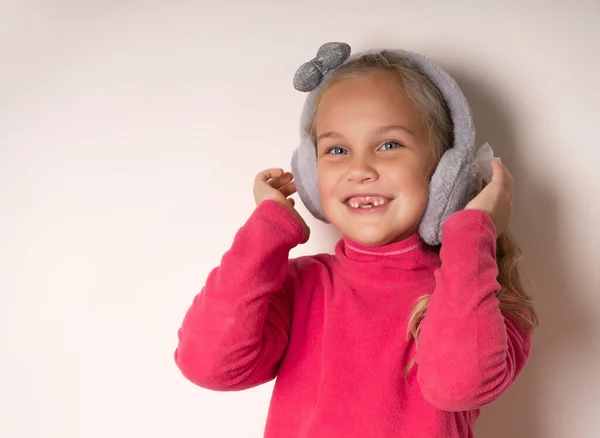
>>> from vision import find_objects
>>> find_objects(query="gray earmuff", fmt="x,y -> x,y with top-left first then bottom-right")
291,42 -> 479,246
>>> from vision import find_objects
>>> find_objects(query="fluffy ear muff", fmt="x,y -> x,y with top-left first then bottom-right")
291,138 -> 329,223
419,149 -> 480,245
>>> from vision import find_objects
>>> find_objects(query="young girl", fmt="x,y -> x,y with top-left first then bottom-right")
174,42 -> 538,437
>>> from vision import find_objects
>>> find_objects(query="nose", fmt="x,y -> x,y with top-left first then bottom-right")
346,154 -> 378,184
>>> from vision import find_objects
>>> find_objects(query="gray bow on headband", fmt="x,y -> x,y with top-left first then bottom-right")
293,42 -> 351,92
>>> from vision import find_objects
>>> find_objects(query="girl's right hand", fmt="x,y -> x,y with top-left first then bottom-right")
254,168 -> 310,243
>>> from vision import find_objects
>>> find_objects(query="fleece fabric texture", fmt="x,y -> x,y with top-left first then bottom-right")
174,200 -> 532,438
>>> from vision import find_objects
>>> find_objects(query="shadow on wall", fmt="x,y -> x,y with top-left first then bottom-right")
444,67 -> 597,438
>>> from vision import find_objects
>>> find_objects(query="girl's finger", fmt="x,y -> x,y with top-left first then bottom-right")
268,172 -> 294,189
279,180 -> 297,198
288,198 -> 296,207
255,168 -> 284,183
490,160 -> 514,190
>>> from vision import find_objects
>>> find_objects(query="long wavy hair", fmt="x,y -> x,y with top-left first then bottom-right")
307,51 -> 538,374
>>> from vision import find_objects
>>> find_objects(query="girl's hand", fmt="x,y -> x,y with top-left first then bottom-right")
465,160 -> 513,237
254,168 -> 310,243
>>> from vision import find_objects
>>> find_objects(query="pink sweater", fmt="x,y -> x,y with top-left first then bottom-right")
174,200 -> 531,438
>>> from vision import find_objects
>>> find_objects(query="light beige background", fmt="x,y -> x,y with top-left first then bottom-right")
1,1 -> 599,437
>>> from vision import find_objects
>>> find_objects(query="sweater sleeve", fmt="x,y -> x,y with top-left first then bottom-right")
174,200 -> 303,391
415,209 -> 532,412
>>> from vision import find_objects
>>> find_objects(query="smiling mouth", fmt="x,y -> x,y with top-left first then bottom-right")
344,195 -> 392,209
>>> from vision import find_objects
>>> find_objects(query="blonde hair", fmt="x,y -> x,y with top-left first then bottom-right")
307,51 -> 538,374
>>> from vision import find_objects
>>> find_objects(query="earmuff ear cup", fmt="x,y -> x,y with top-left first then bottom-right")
419,149 -> 480,245
291,138 -> 329,223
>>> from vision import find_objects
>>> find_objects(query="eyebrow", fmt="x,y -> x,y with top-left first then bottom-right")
316,124 -> 415,142
376,125 -> 415,137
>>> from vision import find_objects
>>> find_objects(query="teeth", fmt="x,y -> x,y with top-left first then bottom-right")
346,196 -> 389,209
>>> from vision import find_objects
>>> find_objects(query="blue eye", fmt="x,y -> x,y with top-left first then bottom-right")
327,147 -> 348,155
381,141 -> 402,151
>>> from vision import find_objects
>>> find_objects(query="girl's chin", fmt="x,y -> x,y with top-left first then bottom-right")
325,205 -> 421,246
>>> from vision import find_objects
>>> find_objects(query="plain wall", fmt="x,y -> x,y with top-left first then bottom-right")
1,1 -> 599,437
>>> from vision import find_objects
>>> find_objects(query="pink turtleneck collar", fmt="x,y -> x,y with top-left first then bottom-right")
333,232 -> 440,287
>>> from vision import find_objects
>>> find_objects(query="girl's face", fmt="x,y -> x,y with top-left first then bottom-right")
315,70 -> 434,247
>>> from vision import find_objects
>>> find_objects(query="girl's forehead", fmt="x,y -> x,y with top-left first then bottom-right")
315,73 -> 422,132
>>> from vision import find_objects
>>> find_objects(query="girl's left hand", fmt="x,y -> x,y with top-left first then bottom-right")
465,160 -> 513,237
